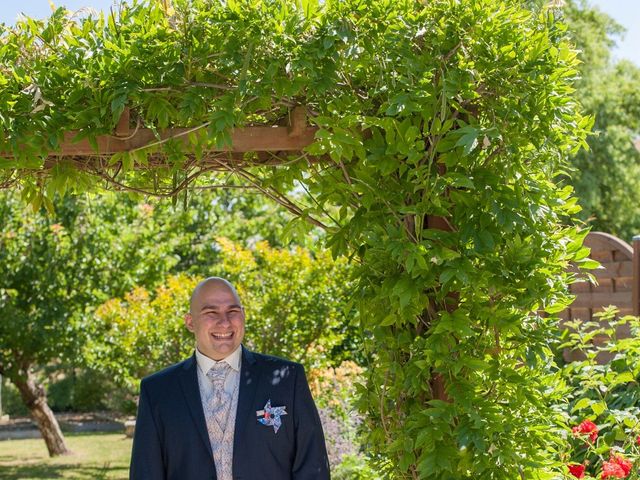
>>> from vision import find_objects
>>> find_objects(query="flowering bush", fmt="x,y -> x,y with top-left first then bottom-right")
558,308 -> 640,479
309,361 -> 381,479
309,362 -> 370,469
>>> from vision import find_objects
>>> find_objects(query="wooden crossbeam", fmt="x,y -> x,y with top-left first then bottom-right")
43,125 -> 319,156
1,107 -> 318,158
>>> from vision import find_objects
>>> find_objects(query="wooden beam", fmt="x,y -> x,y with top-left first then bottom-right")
0,106 -> 319,158
32,126 -> 317,156
288,106 -> 307,138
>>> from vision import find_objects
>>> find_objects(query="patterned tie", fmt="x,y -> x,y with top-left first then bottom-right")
207,362 -> 231,429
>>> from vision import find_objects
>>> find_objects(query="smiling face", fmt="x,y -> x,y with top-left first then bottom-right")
184,278 -> 245,361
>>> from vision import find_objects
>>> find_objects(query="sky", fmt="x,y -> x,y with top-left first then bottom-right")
0,0 -> 638,66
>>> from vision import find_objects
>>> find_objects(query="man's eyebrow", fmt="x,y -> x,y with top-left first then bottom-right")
200,303 -> 242,311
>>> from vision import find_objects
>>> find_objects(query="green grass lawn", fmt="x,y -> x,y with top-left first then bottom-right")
0,432 -> 132,480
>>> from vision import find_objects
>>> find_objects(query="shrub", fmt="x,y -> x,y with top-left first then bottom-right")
556,307 -> 640,479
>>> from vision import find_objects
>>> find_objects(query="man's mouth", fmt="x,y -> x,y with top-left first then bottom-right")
211,332 -> 234,340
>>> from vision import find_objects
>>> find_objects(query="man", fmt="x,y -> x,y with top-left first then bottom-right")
130,277 -> 330,480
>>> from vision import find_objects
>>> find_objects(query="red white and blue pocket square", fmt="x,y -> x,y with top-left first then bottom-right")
256,399 -> 287,433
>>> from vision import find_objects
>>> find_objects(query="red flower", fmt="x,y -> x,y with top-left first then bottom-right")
601,454 -> 632,479
611,454 -> 632,476
636,434 -> 640,446
572,419 -> 599,442
568,463 -> 586,478
601,461 -> 627,479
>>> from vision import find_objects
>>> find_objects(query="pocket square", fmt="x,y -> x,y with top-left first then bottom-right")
256,399 -> 287,433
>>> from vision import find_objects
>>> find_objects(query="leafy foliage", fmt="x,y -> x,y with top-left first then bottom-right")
158,186 -> 322,275
86,274 -> 195,393
0,0 -> 593,477
0,191 -> 180,454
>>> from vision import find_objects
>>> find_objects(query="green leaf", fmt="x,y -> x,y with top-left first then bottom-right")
572,397 -> 592,412
455,126 -> 479,155
591,401 -> 607,416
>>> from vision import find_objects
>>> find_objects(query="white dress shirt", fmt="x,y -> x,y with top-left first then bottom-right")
195,346 -> 242,400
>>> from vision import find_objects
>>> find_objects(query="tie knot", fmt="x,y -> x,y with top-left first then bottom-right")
207,362 -> 230,387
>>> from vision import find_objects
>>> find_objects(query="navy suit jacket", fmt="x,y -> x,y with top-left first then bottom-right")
130,346 -> 330,480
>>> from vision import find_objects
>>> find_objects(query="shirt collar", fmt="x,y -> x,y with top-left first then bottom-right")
195,345 -> 242,374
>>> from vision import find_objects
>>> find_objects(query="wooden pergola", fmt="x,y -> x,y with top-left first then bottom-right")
0,106 -> 330,206
0,105 -> 453,232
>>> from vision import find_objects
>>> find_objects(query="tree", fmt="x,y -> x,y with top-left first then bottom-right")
562,1 -> 640,240
0,193 -> 177,455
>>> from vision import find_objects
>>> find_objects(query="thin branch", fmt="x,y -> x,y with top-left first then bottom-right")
93,165 -> 218,198
442,40 -> 463,63
193,184 -> 261,191
296,180 -> 341,228
129,122 -> 211,154
337,159 -> 353,186
189,82 -> 235,90
139,87 -> 177,92
264,150 -> 307,167
380,368 -> 391,437
207,155 -> 330,231
106,115 -> 142,141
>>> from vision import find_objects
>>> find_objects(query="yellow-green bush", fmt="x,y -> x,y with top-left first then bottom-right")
86,237 -> 355,392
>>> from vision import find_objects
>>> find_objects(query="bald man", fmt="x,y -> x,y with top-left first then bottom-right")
130,277 -> 330,480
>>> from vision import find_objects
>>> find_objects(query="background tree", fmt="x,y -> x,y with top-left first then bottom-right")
0,180 -> 312,454
159,184 -> 320,276
562,0 -> 640,240
0,192 -> 178,455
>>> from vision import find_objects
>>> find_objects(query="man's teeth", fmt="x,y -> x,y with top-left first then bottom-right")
212,333 -> 233,339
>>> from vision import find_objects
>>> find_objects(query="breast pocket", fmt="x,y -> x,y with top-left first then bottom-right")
253,398 -> 294,454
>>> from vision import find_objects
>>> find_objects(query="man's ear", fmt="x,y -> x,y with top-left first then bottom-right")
184,313 -> 195,332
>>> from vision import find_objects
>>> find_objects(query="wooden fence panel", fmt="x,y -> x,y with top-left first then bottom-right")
562,232 -> 640,363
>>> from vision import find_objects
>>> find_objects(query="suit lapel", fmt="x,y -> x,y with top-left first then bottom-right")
178,354 -> 213,459
233,346 -> 259,465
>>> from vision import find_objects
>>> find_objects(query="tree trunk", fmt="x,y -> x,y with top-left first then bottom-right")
11,369 -> 70,456
427,213 -> 454,402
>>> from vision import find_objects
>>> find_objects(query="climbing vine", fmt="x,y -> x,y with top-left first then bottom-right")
0,0 -> 593,477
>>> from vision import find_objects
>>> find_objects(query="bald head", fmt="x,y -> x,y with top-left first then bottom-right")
189,277 -> 242,314
185,277 -> 245,360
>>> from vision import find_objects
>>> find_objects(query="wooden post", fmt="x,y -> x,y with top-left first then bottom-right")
115,107 -> 130,137
288,106 -> 307,137
633,235 -> 640,315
